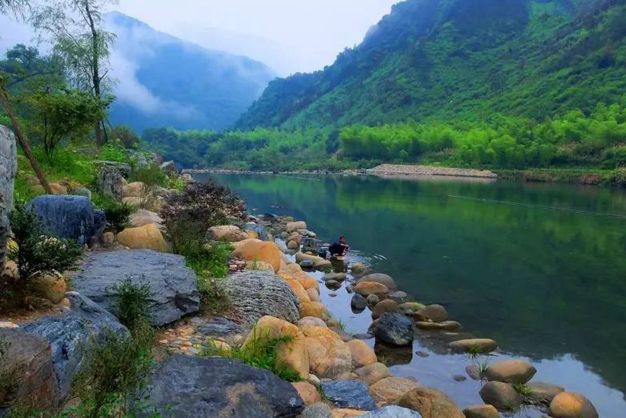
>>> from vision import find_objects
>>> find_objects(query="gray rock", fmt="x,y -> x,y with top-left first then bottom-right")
194,317 -> 243,338
26,195 -> 105,246
367,294 -> 380,306
299,259 -> 315,269
416,304 -> 448,323
527,382 -> 564,405
225,271 -> 300,324
351,293 -> 367,312
416,321 -> 462,331
357,273 -> 397,290
160,161 -> 177,175
70,187 -> 92,200
320,380 -> 376,411
324,272 -> 347,282
96,164 -> 126,198
361,406 -> 423,417
325,280 -> 341,290
22,292 -> 129,403
479,381 -> 522,411
72,250 -> 200,327
0,328 -> 57,413
243,222 -> 269,241
389,290 -> 408,304
374,313 -> 414,346
0,125 -> 17,272
300,403 -> 332,418
144,355 -> 304,418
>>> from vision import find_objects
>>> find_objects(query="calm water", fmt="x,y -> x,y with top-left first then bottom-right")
208,174 -> 626,418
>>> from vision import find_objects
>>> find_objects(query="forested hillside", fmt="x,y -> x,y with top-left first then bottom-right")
237,0 -> 625,129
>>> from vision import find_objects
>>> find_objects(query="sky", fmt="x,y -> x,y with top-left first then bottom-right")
112,0 -> 401,75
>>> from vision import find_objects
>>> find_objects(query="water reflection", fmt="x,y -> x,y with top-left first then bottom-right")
209,174 -> 626,418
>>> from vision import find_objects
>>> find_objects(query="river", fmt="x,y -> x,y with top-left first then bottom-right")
207,173 -> 626,418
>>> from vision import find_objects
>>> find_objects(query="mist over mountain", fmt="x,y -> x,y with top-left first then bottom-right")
105,12 -> 275,132
236,0 -> 626,129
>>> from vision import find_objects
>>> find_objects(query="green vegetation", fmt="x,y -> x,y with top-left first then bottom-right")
8,204 -> 83,279
70,281 -> 156,418
93,197 -> 133,234
203,330 -> 300,382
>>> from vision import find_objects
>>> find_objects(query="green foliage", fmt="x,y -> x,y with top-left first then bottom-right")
99,143 -> 131,164
93,195 -> 133,233
110,125 -> 140,149
513,383 -> 533,397
110,280 -> 152,333
203,329 -> 300,382
129,164 -> 168,188
8,204 -> 83,280
69,325 -> 156,418
26,88 -> 105,160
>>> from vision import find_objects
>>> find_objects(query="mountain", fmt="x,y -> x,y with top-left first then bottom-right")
105,12 -> 275,132
236,0 -> 626,130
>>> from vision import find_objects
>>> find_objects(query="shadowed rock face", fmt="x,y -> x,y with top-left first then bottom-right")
26,195 -> 106,246
225,271 -> 300,324
72,250 -> 200,327
22,293 -> 129,404
0,328 -> 57,414
145,355 -> 305,418
0,125 -> 16,272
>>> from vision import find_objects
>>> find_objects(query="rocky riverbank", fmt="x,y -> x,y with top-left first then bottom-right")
0,132 -> 600,418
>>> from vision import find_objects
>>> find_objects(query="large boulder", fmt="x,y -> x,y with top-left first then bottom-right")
369,377 -> 421,404
0,328 -> 57,413
478,382 -> 522,412
448,338 -> 497,354
416,305 -> 448,323
145,355 -> 305,417
22,292 -> 129,403
355,281 -> 389,298
484,359 -> 536,384
296,252 -> 332,270
233,239 -> 283,272
225,271 -> 300,324
96,164 -> 126,198
526,382 -> 564,405
116,224 -> 169,252
396,387 -> 464,418
26,195 -> 105,246
548,392 -> 598,418
320,380 -> 376,411
207,225 -> 248,242
347,339 -> 377,368
244,316 -> 309,380
462,405 -> 500,418
374,313 -> 414,346
129,209 -> 164,229
0,125 -> 16,272
354,362 -> 391,385
72,250 -> 200,326
302,326 -> 352,378
357,273 -> 397,291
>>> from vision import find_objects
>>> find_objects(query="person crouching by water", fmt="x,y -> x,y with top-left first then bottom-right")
328,236 -> 350,259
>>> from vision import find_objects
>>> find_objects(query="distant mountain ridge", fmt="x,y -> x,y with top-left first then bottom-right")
236,0 -> 626,129
105,12 -> 275,132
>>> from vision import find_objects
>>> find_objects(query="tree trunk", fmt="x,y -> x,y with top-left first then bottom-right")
0,86 -> 52,194
85,1 -> 105,146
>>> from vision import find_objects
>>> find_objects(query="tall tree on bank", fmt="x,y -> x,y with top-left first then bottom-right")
31,0 -> 116,146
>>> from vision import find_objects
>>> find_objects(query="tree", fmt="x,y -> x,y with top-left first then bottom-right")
0,0 -> 29,16
27,88 -> 104,159
110,124 -> 140,149
31,0 -> 116,146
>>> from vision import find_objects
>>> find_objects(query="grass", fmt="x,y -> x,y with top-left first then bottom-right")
202,328 -> 301,382
513,383 -> 533,397
110,280 -> 152,332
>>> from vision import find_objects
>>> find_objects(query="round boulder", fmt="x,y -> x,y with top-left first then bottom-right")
372,299 -> 399,319
358,273 -> 397,290
484,359 -> 536,384
117,224 -> 169,252
448,338 -> 497,354
355,281 -> 389,298
548,392 -> 598,418
479,381 -> 522,411
416,304 -> 448,323
207,225 -> 248,242
374,313 -> 414,346
397,386 -> 465,418
369,376 -> 420,404
462,404 -> 500,418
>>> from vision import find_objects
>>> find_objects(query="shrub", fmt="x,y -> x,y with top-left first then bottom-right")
203,328 -> 300,382
8,205 -> 83,280
70,326 -> 155,418
110,125 -> 140,150
110,280 -> 152,333
161,180 -> 245,249
99,143 -> 130,164
129,164 -> 168,188
93,195 -> 133,233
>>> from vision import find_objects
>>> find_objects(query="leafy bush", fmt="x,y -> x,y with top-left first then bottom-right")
70,325 -> 155,418
161,180 -> 245,249
8,205 -> 83,280
110,280 -> 152,333
129,164 -> 168,188
93,195 -> 133,233
110,125 -> 140,150
99,143 -> 130,164
203,329 -> 300,382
